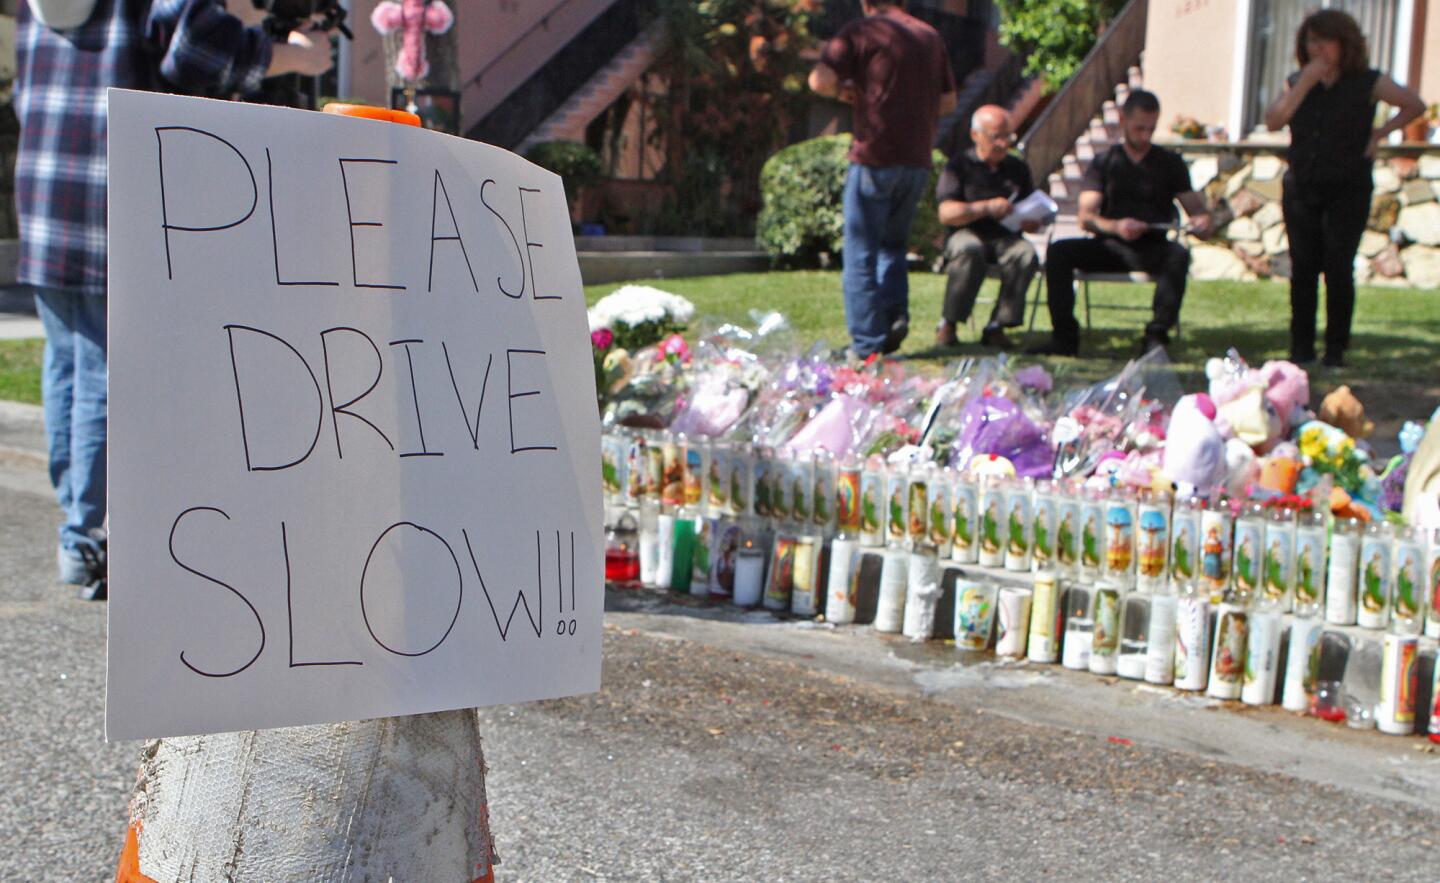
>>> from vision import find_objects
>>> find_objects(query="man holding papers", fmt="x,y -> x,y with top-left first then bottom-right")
934,105 -> 1047,350
1029,90 -> 1214,357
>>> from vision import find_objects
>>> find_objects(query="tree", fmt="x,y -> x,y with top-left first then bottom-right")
996,0 -> 1127,94
646,0 -> 819,235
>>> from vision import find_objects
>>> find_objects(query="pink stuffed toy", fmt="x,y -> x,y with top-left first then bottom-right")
371,0 -> 454,83
1258,360 -> 1310,434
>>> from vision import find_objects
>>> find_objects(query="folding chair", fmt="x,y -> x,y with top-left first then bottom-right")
1026,205 -> 1191,340
963,223 -> 1051,334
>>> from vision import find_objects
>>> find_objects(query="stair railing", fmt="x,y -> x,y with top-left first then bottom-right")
1016,0 -> 1149,185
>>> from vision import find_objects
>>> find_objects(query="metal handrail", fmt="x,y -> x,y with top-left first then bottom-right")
1017,0 -> 1148,184
464,0 -> 600,93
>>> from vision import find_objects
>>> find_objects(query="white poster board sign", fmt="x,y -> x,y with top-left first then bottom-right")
105,90 -> 602,740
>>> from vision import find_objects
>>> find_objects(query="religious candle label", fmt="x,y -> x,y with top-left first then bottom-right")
1393,540 -> 1423,621
1359,535 -> 1392,621
1294,527 -> 1324,606
1170,509 -> 1198,584
887,473 -> 908,541
836,468 -> 861,533
105,91 -> 601,740
1032,495 -> 1056,566
927,480 -> 951,547
813,462 -> 834,528
952,481 -> 977,559
1080,499 -> 1103,575
1137,503 -> 1167,586
907,477 -> 928,542
1199,510 -> 1233,598
708,446 -> 729,513
1056,498 -> 1078,571
1232,520 -> 1262,595
1262,525 -> 1294,606
860,470 -> 882,541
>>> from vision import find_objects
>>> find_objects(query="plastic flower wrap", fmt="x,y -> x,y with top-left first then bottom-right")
602,341 -> 689,429
1052,349 -> 1174,479
668,330 -> 769,439
950,395 -> 1052,478
1295,419 -> 1379,514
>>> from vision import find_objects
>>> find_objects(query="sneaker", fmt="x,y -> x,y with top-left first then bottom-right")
881,315 -> 910,354
57,546 -> 96,586
76,575 -> 107,602
1023,337 -> 1078,357
934,321 -> 958,348
979,326 -> 1012,349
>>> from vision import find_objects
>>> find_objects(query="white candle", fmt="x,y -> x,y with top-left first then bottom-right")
1027,572 -> 1061,663
1326,521 -> 1361,625
826,538 -> 860,624
874,548 -> 908,633
732,546 -> 765,608
954,580 -> 999,651
902,550 -> 941,641
1240,609 -> 1280,706
655,514 -> 675,590
790,535 -> 821,617
995,587 -> 1032,657
1281,618 -> 1324,712
1377,633 -> 1419,736
1062,584 -> 1093,671
1144,595 -> 1178,685
1173,596 -> 1210,691
1207,603 -> 1248,700
639,521 -> 660,587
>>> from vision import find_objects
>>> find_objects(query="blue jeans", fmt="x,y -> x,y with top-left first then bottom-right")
841,163 -> 930,355
34,287 -> 107,561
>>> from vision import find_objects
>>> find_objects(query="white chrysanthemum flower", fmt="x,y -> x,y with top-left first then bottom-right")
587,285 -> 696,332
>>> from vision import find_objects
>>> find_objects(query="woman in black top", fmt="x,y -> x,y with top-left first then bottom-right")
1264,10 -> 1424,368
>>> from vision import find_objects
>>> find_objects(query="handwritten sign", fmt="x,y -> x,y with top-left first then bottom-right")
104,90 -> 602,740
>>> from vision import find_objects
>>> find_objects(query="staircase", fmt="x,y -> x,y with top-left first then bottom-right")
1045,63 -> 1145,242
517,21 -> 666,154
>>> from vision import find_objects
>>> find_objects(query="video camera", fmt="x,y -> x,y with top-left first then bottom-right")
250,0 -> 353,109
252,0 -> 354,42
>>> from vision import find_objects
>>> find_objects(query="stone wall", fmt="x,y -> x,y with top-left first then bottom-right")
1174,145 -> 1440,290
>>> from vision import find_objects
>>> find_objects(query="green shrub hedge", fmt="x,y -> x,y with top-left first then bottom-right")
757,134 -> 946,267
523,141 -> 603,205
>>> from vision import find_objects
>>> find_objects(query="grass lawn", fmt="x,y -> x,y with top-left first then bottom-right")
585,271 -> 1440,390
0,338 -> 42,406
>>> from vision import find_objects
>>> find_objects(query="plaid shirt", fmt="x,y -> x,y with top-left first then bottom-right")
15,0 -> 273,294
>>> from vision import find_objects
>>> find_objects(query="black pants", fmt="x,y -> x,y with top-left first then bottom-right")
1043,235 -> 1189,349
1281,175 -> 1372,360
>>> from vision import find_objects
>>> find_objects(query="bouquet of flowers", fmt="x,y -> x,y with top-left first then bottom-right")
588,285 -> 696,411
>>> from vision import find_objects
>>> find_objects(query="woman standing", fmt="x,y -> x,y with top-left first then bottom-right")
1264,10 -> 1425,368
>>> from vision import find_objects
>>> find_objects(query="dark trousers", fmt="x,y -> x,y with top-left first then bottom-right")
941,228 -> 1038,328
1043,235 -> 1189,348
1281,175 -> 1371,359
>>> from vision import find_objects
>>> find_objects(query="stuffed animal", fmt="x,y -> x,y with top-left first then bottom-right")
371,0 -> 455,83
1318,385 -> 1374,440
1258,360 -> 1310,433
1162,393 -> 1226,494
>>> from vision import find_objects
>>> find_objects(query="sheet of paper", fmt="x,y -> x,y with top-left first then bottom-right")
1000,190 -> 1060,232
105,90 -> 602,740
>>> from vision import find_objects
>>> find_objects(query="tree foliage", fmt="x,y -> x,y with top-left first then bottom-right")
645,0 -> 820,236
996,0 -> 1127,94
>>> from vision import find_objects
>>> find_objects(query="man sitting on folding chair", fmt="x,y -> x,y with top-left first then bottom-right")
1029,90 -> 1214,358
934,105 -> 1043,350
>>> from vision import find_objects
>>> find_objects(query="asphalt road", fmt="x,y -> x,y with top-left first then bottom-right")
1,444 -> 1438,881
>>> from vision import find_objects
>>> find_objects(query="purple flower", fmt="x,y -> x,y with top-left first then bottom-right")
591,328 -> 614,350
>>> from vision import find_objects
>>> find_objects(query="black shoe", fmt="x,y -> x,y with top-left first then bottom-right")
881,315 -> 910,355
1289,348 -> 1317,365
1024,337 -> 1078,357
979,326 -> 1012,349
1322,351 -> 1345,368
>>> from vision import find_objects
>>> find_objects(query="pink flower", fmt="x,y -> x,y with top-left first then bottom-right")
591,328 -> 614,350
660,333 -> 690,364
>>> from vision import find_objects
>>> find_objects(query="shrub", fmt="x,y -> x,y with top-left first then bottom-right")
523,141 -> 603,205
997,0 -> 1127,94
757,134 -> 946,267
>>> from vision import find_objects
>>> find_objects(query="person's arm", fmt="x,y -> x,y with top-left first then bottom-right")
1264,60 -> 1329,130
937,90 -> 957,118
148,0 -> 332,96
938,197 -> 1010,227
808,61 -> 841,99
1176,191 -> 1214,239
1368,74 -> 1427,155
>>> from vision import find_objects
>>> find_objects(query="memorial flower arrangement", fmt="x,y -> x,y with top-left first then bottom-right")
589,286 -> 697,411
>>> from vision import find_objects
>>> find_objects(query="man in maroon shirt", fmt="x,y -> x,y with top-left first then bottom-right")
809,0 -> 956,357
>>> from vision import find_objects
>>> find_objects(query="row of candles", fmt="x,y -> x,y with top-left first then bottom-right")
603,429 -> 1440,639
